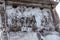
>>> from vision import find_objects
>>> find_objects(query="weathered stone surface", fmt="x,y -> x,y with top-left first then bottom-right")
8,32 -> 39,40
0,0 -> 59,40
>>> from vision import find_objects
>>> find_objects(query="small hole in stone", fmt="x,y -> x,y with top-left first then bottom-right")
40,8 -> 43,10
13,5 -> 17,8
32,6 -> 35,9
0,2 -> 3,4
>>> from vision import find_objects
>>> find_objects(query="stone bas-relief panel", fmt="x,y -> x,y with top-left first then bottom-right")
6,6 -> 55,32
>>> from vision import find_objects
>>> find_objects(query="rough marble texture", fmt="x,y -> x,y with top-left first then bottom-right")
8,32 -> 39,40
